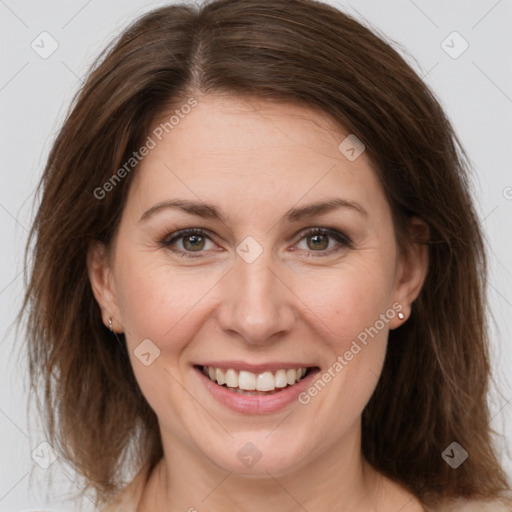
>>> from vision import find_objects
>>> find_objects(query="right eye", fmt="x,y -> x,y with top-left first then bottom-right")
161,228 -> 217,258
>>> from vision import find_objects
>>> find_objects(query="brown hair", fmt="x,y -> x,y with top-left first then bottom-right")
20,0 -> 510,507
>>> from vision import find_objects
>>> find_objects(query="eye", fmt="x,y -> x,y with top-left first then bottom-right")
161,228 -> 216,258
294,227 -> 352,256
161,227 -> 352,258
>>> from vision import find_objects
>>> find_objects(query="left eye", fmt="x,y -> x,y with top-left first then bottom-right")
295,228 -> 351,253
161,227 -> 351,258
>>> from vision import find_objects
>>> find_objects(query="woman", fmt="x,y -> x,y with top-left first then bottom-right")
21,0 -> 511,510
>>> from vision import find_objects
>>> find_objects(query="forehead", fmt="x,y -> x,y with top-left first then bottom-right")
126,94 -> 387,223
148,94 -> 349,167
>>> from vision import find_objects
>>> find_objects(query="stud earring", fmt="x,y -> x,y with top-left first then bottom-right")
398,312 -> 405,320
109,317 -> 113,331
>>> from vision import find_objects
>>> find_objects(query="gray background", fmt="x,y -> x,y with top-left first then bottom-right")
0,0 -> 511,510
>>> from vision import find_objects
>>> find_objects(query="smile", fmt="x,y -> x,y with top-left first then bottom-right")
195,361 -> 320,413
201,365 -> 311,395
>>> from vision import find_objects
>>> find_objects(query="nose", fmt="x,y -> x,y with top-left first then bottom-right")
216,245 -> 297,346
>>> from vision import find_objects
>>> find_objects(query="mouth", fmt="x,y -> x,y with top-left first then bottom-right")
195,364 -> 316,396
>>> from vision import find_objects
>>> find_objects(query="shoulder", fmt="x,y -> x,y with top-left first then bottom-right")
102,464 -> 150,512
428,494 -> 512,512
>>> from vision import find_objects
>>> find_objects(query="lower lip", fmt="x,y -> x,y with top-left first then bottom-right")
195,366 -> 320,414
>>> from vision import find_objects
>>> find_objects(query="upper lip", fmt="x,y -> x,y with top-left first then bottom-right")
196,361 -> 317,373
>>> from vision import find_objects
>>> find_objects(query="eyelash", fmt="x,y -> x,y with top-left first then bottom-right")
160,227 -> 353,259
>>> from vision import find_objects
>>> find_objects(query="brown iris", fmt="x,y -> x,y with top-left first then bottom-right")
183,234 -> 206,251
307,234 -> 329,251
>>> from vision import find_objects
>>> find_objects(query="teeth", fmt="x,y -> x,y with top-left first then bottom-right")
225,369 -> 238,388
239,370 -> 256,390
202,365 -> 310,392
275,369 -> 288,388
216,368 -> 226,385
256,371 -> 275,392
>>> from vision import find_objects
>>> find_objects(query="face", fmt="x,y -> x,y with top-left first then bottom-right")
88,94 -> 427,478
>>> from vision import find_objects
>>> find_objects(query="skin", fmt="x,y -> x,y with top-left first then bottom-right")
88,94 -> 429,511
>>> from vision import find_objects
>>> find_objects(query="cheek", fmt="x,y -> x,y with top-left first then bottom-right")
293,260 -> 395,353
294,268 -> 394,435
113,249 -> 221,351
112,250 -> 213,428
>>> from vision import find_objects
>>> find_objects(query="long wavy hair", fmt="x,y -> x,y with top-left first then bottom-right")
20,0 -> 510,507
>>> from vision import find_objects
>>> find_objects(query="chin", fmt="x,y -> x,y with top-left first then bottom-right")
200,432 -> 313,478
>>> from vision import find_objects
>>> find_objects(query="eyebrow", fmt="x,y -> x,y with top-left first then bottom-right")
139,197 -> 367,224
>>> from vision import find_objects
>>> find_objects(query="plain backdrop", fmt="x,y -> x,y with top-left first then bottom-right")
0,0 -> 511,510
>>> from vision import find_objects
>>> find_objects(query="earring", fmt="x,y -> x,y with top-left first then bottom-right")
109,318 -> 113,331
398,312 -> 405,320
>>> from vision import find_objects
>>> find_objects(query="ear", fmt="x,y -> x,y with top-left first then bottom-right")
87,240 -> 123,333
389,217 -> 429,329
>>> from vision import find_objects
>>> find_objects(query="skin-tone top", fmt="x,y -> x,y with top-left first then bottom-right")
101,464 -> 512,512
